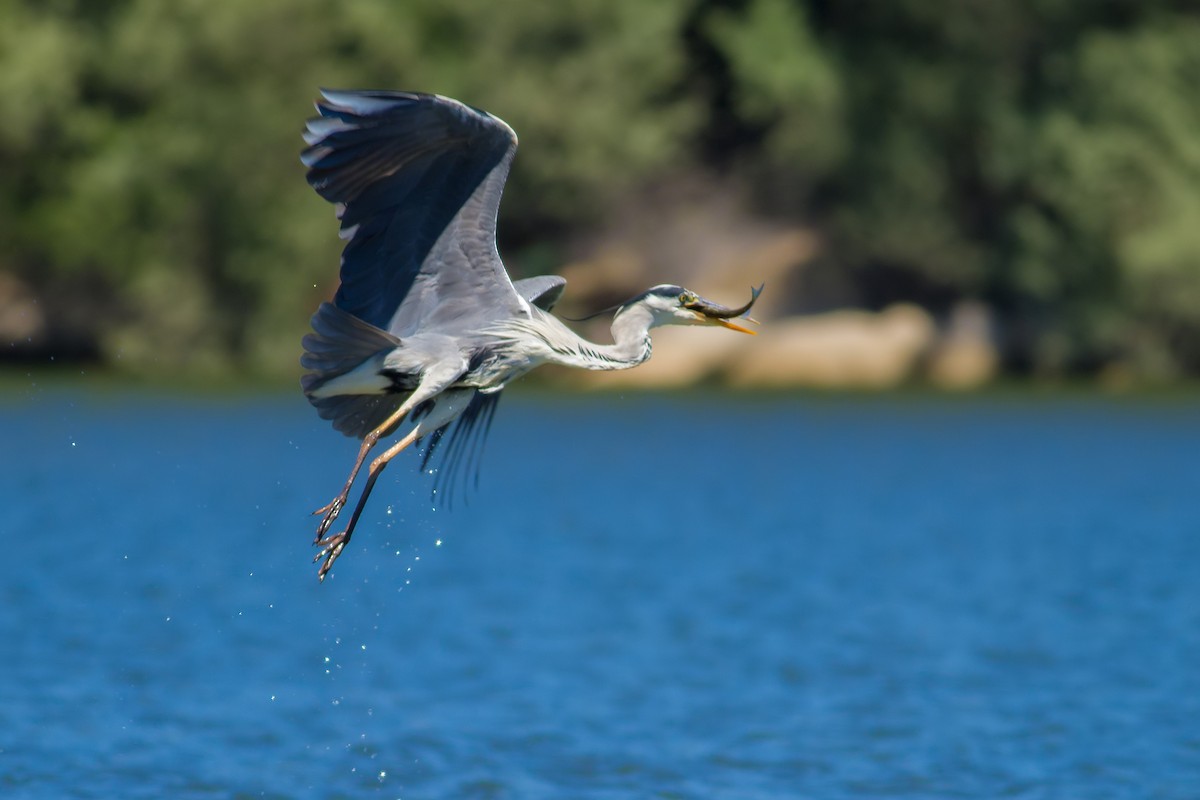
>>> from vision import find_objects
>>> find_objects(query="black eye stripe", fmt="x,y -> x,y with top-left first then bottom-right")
646,284 -> 685,299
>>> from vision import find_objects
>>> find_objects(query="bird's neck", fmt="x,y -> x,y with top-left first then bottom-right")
548,304 -> 655,371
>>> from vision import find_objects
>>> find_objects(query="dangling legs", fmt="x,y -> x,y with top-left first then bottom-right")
312,401 -> 411,540
314,388 -> 474,581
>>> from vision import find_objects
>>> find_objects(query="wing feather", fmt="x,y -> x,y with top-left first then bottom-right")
302,90 -> 523,334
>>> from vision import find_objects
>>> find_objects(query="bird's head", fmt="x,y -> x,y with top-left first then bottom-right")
624,284 -> 763,334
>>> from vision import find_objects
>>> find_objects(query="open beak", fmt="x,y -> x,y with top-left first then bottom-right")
688,284 -> 764,335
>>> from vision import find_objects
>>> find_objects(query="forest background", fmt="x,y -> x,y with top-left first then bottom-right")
3,0 -> 1199,387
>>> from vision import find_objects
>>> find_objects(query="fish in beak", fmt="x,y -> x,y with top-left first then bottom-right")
686,284 -> 764,335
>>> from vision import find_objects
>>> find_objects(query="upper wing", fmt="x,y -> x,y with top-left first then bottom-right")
302,89 -> 525,335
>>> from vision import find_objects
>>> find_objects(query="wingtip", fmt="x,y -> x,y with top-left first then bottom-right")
299,144 -> 330,168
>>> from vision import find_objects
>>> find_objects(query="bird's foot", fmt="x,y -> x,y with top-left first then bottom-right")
313,530 -> 349,582
311,494 -> 347,542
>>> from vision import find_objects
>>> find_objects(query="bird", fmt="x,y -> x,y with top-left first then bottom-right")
300,89 -> 762,581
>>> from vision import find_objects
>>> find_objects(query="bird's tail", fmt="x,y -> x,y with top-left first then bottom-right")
301,303 -> 407,439
300,302 -> 400,395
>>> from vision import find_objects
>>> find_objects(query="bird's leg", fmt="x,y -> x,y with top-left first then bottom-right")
312,402 -> 412,541
314,388 -> 473,581
314,426 -> 423,581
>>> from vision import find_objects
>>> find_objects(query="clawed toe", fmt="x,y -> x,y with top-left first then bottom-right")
311,496 -> 341,517
312,496 -> 346,542
314,531 -> 348,582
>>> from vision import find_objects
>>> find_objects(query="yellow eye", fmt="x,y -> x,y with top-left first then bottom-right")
679,291 -> 697,306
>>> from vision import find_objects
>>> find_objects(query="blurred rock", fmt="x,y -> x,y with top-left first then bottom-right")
550,180 -> 964,390
726,304 -> 935,389
926,302 -> 999,389
0,272 -> 45,346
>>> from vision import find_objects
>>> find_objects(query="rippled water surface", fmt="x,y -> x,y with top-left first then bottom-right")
2,389 -> 1198,798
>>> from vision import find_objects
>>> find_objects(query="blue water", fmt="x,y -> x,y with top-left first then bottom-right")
1,388 -> 1198,798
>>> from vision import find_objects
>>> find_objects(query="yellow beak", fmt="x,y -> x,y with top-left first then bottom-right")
703,315 -> 757,335
710,316 -> 758,335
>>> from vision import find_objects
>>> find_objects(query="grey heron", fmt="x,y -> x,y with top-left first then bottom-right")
301,89 -> 762,580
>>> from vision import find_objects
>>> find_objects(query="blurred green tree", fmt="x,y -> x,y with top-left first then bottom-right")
1014,21 -> 1200,375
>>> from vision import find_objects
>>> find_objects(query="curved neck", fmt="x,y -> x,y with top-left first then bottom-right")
546,303 -> 655,371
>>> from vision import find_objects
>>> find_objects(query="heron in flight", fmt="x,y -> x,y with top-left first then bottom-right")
301,89 -> 762,580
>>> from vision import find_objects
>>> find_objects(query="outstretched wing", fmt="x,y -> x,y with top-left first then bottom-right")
418,275 -> 568,505
302,89 -> 525,336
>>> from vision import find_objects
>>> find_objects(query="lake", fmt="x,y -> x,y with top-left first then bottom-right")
2,388 -> 1198,798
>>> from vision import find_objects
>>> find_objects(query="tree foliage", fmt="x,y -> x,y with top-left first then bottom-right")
1,0 -> 1198,379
